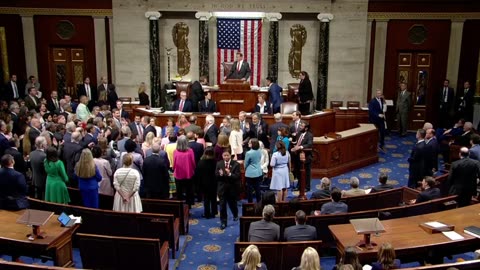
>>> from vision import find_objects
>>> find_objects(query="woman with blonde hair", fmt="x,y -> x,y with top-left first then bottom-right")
113,153 -> 142,212
142,131 -> 155,156
214,132 -> 230,161
74,148 -> 102,208
176,114 -> 190,129
293,247 -> 320,270
371,243 -> 400,270
138,82 -> 150,106
22,126 -> 32,157
229,118 -> 243,160
233,244 -> 267,270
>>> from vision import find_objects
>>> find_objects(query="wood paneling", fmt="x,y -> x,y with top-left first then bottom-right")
0,14 -> 26,84
383,20 -> 450,128
34,15 -> 96,99
457,20 -> 480,92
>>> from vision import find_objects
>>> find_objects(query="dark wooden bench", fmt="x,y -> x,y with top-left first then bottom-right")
240,195 -> 457,243
242,187 -> 419,216
27,197 -> 180,259
67,187 -> 189,234
402,260 -> 480,270
234,241 -> 322,270
77,233 -> 169,270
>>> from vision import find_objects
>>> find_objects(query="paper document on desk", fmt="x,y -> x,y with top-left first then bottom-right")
442,231 -> 464,241
68,215 -> 82,224
362,265 -> 372,270
425,221 -> 448,228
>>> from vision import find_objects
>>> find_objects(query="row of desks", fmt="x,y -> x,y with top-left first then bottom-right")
330,204 -> 480,264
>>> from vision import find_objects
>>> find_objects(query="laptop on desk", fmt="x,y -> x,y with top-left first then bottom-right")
57,212 -> 77,227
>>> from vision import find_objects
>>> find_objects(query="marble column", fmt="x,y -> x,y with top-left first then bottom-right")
316,13 -> 334,110
371,19 -> 389,93
195,12 -> 212,80
146,11 -> 162,107
446,19 -> 465,89
93,16 -> 108,81
21,15 -> 38,80
266,13 -> 282,82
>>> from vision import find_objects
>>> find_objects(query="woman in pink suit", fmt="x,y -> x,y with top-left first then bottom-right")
173,135 -> 196,207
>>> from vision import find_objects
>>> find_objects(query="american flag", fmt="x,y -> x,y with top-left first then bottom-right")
217,19 -> 262,86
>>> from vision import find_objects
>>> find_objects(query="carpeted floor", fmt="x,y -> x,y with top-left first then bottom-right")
3,132 -> 476,269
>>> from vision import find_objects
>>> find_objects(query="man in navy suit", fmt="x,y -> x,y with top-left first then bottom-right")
414,176 -> 441,204
172,91 -> 193,112
199,92 -> 216,113
408,129 -> 426,188
0,154 -> 28,210
267,77 -> 283,114
439,79 -> 455,128
456,80 -> 474,122
424,128 -> 438,176
77,77 -> 98,110
225,52 -> 251,81
368,89 -> 386,150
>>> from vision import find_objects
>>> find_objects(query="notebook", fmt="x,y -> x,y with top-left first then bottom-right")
464,226 -> 480,238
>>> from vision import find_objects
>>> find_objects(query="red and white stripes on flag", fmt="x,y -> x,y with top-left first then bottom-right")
216,19 -> 262,86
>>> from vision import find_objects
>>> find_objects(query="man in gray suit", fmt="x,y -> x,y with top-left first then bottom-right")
396,82 -> 412,137
117,126 -> 132,153
284,210 -> 317,241
30,136 -> 47,200
248,205 -> 280,242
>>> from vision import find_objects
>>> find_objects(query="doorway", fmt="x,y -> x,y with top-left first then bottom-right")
396,52 -> 432,130
49,47 -> 86,98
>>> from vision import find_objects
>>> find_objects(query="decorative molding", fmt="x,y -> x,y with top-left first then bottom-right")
195,12 -> 212,21
145,11 -> 161,20
368,12 -> 480,20
0,7 -> 112,17
265,13 -> 282,22
317,13 -> 334,22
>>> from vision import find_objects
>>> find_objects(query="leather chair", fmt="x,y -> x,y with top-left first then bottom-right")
347,101 -> 360,108
280,102 -> 298,114
222,62 -> 234,79
287,83 -> 299,102
330,101 -> 343,109
175,81 -> 191,97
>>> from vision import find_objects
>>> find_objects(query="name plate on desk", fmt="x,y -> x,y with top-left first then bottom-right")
420,221 -> 455,234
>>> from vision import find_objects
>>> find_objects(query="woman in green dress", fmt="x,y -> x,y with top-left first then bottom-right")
45,146 -> 70,204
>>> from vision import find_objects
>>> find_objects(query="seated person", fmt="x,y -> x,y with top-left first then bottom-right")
0,154 -> 28,210
292,247 -> 321,270
254,190 -> 276,216
411,176 -> 441,204
342,177 -> 366,197
371,243 -> 401,270
172,90 -> 193,112
371,173 -> 394,193
310,177 -> 331,199
333,246 -> 363,270
248,204 -> 280,241
453,121 -> 474,147
199,91 -> 216,113
233,244 -> 267,270
254,93 -> 271,114
318,188 -> 348,215
284,210 -> 317,241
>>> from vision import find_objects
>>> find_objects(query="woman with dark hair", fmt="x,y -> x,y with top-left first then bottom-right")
92,146 -> 114,196
173,135 -> 196,207
273,126 -> 290,152
334,246 -> 363,270
372,243 -> 401,270
119,139 -> 144,195
44,146 -> 70,204
298,71 -> 314,115
244,138 -> 263,203
162,117 -> 179,137
270,141 -> 291,201
196,146 -> 217,218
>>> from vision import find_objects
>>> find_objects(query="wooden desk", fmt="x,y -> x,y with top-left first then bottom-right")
133,108 -> 335,137
312,124 -> 378,177
329,204 -> 480,264
210,89 -> 268,115
334,108 -> 369,132
0,210 -> 78,267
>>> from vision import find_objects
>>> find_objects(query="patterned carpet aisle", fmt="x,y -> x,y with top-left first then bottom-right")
178,133 -> 426,270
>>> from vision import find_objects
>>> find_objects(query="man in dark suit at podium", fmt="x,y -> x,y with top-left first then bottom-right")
368,89 -> 386,151
224,52 -> 251,81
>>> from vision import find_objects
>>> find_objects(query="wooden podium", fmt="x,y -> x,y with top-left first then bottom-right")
214,80 -> 259,115
220,79 -> 251,90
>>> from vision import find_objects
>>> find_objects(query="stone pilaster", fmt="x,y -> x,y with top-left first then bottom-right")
371,19 -> 389,94
266,13 -> 282,83
446,19 -> 465,90
93,16 -> 108,81
146,11 -> 162,107
316,13 -> 333,110
21,15 -> 38,81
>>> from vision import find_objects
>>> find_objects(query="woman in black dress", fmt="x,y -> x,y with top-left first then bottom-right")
298,71 -> 314,115
196,146 -> 218,218
138,82 -> 150,106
